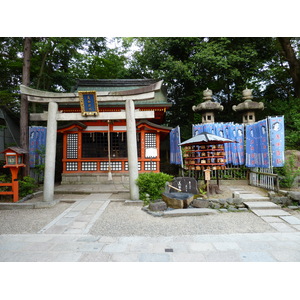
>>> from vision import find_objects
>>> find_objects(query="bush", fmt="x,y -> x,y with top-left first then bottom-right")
19,176 -> 37,198
276,154 -> 300,188
0,174 -> 11,192
136,172 -> 173,205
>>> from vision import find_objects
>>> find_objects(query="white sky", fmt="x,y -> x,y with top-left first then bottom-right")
2,1 -> 299,37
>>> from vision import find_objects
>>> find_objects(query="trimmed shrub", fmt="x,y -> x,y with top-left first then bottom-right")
136,172 -> 173,205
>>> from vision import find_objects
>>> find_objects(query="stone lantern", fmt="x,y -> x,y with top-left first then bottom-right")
192,88 -> 224,124
232,88 -> 264,124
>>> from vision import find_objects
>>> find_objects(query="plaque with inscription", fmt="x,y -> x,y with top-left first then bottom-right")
78,91 -> 99,116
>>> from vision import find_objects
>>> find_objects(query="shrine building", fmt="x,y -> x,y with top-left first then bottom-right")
22,79 -> 172,188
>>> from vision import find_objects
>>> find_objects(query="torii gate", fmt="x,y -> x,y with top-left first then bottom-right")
20,81 -> 162,202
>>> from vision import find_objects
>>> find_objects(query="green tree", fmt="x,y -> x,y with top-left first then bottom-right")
0,37 -> 23,112
127,37 -> 277,139
278,37 -> 300,98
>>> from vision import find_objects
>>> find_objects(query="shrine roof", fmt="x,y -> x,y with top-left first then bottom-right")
74,79 -> 159,91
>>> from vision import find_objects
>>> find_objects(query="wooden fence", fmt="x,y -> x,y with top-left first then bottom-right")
188,164 -> 247,181
249,167 -> 279,192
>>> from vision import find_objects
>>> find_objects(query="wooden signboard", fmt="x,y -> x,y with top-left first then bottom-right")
204,169 -> 211,181
78,91 -> 99,116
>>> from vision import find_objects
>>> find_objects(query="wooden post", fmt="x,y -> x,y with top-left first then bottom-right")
204,169 -> 211,197
107,120 -> 112,180
10,168 -> 19,202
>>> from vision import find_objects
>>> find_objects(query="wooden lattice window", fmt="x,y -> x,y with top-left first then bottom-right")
66,161 -> 78,171
82,132 -> 108,158
82,132 -> 141,158
67,134 -> 78,159
145,133 -> 156,148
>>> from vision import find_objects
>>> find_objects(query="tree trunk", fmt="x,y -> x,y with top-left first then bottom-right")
278,37 -> 300,98
20,37 -> 32,176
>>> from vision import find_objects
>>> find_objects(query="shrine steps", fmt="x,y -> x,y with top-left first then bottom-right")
61,173 -> 130,185
58,174 -> 130,197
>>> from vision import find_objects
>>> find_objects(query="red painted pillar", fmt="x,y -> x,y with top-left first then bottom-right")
10,168 -> 19,202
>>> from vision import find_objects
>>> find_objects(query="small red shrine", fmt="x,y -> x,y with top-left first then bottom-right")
55,79 -> 172,181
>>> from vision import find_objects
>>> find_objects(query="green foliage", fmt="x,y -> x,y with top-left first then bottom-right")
0,174 -> 11,192
19,176 -> 37,198
0,37 -> 130,114
32,145 -> 46,183
263,97 -> 300,149
275,154 -> 300,188
136,172 -> 173,205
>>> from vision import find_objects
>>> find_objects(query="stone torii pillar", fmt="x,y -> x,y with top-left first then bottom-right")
43,102 -> 58,202
125,99 -> 139,200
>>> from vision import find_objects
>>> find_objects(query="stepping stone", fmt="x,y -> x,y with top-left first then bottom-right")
251,209 -> 291,217
239,194 -> 269,200
268,222 -> 296,232
261,216 -> 284,223
163,208 -> 217,217
280,216 -> 300,225
244,201 -> 280,210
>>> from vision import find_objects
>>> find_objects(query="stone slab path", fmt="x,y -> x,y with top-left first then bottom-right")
38,193 -> 111,235
1,232 -> 300,262
229,187 -> 300,233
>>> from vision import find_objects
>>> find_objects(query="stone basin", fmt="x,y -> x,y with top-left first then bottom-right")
162,192 -> 194,209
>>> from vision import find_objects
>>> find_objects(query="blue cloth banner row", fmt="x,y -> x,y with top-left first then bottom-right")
174,117 -> 284,168
192,123 -> 245,165
170,126 -> 182,165
29,126 -> 47,168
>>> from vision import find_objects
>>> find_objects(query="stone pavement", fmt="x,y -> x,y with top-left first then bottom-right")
38,193 -> 111,235
1,232 -> 300,262
1,183 -> 300,262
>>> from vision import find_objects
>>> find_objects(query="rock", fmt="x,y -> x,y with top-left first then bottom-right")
226,198 -> 234,205
288,191 -> 300,201
272,196 -> 289,205
268,191 -> 276,198
212,203 -> 221,209
233,198 -> 242,205
287,206 -> 300,210
192,199 -> 209,208
238,208 -> 248,211
149,201 -> 167,211
228,207 -> 238,212
169,177 -> 199,194
218,199 -> 227,206
232,191 -> 240,198
162,192 -> 194,209
236,204 -> 246,209
219,208 -> 228,212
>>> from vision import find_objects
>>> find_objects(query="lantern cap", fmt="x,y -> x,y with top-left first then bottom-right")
1,147 -> 28,154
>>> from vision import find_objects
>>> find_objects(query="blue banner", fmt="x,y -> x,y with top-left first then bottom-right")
268,116 -> 285,167
29,126 -> 47,168
170,126 -> 182,165
245,119 -> 270,168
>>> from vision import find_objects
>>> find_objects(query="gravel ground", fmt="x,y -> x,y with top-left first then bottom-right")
0,202 -> 71,234
1,181 -> 298,236
89,202 -> 277,237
